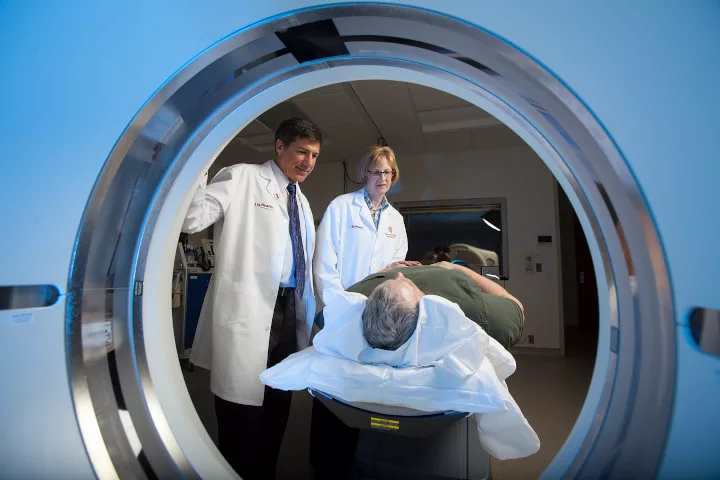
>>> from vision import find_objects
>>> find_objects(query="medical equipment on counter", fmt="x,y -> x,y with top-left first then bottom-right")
173,243 -> 189,359
173,242 -> 213,370
172,272 -> 183,309
184,243 -> 198,268
201,239 -> 215,268
449,244 -> 499,269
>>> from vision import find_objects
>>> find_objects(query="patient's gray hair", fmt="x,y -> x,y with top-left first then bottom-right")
362,281 -> 420,350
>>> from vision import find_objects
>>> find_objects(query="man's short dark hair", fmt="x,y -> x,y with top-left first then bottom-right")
362,281 -> 420,351
275,117 -> 323,148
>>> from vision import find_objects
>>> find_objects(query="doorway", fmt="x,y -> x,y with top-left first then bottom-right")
558,184 -> 599,356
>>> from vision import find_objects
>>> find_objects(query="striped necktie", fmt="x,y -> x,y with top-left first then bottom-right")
286,184 -> 305,296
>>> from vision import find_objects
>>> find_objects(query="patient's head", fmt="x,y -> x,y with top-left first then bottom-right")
362,273 -> 424,350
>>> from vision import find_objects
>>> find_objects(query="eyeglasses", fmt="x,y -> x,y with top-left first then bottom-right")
367,170 -> 393,178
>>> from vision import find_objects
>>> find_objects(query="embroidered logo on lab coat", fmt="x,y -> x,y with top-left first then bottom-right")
254,202 -> 274,210
350,224 -> 365,230
385,226 -> 396,238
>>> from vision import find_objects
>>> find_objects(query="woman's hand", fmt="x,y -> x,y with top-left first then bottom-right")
390,260 -> 422,268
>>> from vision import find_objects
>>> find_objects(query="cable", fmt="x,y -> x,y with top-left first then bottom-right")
345,83 -> 389,148
343,160 -> 363,186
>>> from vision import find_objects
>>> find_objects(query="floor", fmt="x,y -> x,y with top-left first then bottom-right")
492,332 -> 595,479
182,327 -> 596,479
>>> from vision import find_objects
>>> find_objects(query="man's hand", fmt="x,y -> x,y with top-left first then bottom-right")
390,260 -> 422,268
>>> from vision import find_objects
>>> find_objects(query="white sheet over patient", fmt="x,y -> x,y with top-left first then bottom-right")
260,292 -> 540,460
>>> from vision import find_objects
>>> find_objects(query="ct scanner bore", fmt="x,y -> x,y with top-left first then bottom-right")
0,3 -> 718,479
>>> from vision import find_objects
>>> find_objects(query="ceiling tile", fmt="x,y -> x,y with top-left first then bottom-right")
375,112 -> 422,138
236,132 -> 275,151
315,142 -> 368,165
408,83 -> 471,111
226,80 -> 524,171
353,82 -> 414,116
471,126 -> 526,149
215,139 -> 268,172
321,119 -> 377,146
256,100 -> 307,131
293,83 -> 345,100
238,119 -> 272,136
417,106 -> 500,133
423,129 -> 475,153
293,92 -> 361,125
349,80 -> 397,91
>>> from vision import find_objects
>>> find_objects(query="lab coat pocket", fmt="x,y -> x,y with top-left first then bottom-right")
381,234 -> 401,264
214,278 -> 258,332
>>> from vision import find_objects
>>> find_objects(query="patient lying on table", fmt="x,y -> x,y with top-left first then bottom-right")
261,263 -> 540,460
315,262 -> 525,350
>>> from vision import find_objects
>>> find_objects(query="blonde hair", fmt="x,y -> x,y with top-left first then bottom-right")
357,145 -> 400,186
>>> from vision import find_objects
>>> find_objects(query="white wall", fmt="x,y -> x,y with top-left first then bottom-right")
303,145 -> 563,350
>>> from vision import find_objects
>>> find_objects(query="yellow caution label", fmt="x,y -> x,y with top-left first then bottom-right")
370,417 -> 400,430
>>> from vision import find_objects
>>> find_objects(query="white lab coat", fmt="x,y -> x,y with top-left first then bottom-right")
182,160 -> 316,406
314,189 -> 408,307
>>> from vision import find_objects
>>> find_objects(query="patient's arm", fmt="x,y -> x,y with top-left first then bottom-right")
433,262 -> 524,318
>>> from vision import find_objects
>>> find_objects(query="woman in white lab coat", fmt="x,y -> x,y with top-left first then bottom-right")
310,145 -> 418,478
313,145 -> 419,308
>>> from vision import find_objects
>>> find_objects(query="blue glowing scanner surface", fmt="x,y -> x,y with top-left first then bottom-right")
0,1 -> 718,478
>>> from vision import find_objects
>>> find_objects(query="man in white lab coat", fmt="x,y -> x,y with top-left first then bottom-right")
182,117 -> 322,480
